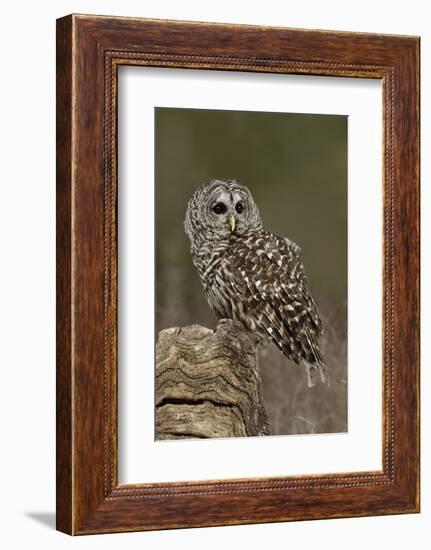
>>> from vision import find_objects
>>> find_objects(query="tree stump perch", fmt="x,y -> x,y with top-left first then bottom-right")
156,320 -> 271,440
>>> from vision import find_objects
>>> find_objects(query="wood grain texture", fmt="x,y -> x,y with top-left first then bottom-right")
56,16 -> 73,535
56,14 -> 420,535
155,321 -> 270,440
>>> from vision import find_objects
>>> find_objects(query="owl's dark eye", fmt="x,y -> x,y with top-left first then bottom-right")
235,202 -> 244,214
213,202 -> 227,215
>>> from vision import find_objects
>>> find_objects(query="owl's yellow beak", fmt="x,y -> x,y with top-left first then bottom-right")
228,214 -> 236,232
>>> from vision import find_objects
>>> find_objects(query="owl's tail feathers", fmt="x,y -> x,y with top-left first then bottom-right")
305,361 -> 328,388
304,332 -> 329,387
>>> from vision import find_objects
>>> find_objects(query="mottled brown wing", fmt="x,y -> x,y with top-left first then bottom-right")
221,232 -> 326,385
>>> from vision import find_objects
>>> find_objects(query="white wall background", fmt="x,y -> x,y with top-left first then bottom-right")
0,1 -> 427,548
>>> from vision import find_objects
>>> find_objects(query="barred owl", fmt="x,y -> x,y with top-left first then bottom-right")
184,178 -> 327,386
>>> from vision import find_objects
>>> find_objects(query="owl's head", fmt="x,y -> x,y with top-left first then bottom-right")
184,179 -> 262,249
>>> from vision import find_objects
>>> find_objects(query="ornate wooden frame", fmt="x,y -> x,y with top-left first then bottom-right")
56,14 -> 420,534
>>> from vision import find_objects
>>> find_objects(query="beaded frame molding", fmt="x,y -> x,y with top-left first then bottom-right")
56,14 -> 420,535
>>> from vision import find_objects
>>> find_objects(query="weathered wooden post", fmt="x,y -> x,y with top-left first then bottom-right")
155,319 -> 271,439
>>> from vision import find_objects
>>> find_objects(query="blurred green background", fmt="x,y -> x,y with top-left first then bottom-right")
155,107 -> 348,436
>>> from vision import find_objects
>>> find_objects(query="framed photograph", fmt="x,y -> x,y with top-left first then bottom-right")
56,14 -> 420,534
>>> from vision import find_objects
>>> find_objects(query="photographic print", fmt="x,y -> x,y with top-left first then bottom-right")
155,107 -> 347,440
